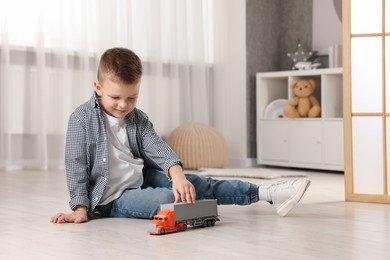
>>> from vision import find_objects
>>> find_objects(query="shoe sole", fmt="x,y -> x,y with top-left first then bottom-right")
276,178 -> 311,217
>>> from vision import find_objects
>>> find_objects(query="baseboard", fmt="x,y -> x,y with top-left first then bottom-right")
226,158 -> 258,168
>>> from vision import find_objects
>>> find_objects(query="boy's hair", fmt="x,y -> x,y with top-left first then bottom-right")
97,47 -> 143,84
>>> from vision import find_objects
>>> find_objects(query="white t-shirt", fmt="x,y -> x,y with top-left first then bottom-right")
99,112 -> 144,205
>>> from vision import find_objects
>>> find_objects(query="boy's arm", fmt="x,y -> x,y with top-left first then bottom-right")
138,113 -> 182,173
64,112 -> 91,211
169,165 -> 196,204
52,113 -> 90,224
136,113 -> 196,203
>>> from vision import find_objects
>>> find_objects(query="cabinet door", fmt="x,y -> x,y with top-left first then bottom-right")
290,121 -> 322,164
258,120 -> 289,161
323,121 -> 344,166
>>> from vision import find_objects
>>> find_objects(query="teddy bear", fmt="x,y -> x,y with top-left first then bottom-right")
283,79 -> 321,118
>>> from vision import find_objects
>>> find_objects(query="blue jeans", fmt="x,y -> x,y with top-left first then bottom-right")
95,167 -> 259,219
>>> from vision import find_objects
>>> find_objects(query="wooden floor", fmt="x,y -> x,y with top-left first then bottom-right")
1,169 -> 389,260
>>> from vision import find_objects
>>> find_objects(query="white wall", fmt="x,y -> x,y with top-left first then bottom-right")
312,0 -> 342,55
213,0 -> 249,167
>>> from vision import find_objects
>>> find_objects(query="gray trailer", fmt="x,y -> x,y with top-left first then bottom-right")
160,199 -> 219,227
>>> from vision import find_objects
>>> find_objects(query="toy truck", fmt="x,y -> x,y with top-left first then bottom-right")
148,199 -> 219,235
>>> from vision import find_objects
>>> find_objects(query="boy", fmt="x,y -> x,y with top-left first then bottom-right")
51,47 -> 310,224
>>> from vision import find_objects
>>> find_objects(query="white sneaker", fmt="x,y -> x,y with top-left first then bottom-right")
262,178 -> 311,217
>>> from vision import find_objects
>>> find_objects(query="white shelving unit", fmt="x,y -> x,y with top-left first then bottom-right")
256,68 -> 343,171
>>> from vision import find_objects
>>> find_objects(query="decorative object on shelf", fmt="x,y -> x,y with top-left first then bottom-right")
294,61 -> 321,70
263,99 -> 288,118
287,41 -> 317,70
328,44 -> 342,68
284,79 -> 321,118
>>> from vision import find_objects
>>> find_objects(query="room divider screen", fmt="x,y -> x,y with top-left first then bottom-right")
344,0 -> 390,203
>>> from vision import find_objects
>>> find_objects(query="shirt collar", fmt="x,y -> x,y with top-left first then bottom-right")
88,92 -> 100,108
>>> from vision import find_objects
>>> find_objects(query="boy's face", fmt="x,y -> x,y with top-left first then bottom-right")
94,78 -> 140,118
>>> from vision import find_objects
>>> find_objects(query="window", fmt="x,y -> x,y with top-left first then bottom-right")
1,0 -> 214,62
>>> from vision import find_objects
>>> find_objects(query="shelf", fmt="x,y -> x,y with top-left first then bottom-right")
256,68 -> 344,171
257,67 -> 342,78
257,68 -> 343,120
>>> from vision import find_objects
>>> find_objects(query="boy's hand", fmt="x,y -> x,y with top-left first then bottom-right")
51,205 -> 88,224
169,165 -> 196,204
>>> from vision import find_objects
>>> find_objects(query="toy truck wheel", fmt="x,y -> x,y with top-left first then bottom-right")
211,219 -> 216,226
160,228 -> 165,235
177,226 -> 182,232
183,224 -> 187,231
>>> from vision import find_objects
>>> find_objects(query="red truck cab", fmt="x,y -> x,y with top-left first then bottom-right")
148,210 -> 187,235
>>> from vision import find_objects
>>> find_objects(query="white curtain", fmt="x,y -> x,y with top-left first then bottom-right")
0,0 -> 213,170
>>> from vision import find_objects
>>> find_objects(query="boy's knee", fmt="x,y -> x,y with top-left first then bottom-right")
185,173 -> 204,184
156,189 -> 175,205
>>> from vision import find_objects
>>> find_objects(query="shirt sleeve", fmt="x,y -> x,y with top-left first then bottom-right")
64,111 -> 90,210
137,113 -> 182,175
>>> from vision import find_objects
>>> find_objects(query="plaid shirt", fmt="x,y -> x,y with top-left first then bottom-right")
65,93 -> 182,214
